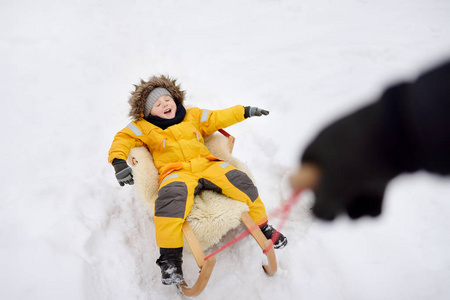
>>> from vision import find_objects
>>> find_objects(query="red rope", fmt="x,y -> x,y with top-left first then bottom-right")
204,189 -> 303,261
204,224 -> 255,260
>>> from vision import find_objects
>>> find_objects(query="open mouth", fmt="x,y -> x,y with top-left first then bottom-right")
164,108 -> 172,114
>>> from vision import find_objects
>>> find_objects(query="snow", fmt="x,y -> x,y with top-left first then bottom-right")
2,0 -> 450,299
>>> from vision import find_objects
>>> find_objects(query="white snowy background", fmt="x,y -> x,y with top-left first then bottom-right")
2,0 -> 450,299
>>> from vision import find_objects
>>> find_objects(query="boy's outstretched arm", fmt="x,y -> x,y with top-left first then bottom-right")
198,105 -> 269,136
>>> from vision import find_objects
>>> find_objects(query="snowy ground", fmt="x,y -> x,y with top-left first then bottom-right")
2,0 -> 450,299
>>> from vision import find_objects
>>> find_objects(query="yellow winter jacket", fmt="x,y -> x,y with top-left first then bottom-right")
108,105 -> 246,181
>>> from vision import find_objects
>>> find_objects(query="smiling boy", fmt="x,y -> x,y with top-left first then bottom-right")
149,91 -> 177,119
108,75 -> 287,285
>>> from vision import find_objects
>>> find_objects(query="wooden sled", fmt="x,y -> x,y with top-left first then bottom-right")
179,211 -> 277,297
177,130 -> 277,297
128,129 -> 277,297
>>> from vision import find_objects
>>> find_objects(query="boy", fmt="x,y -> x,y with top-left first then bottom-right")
108,75 -> 287,285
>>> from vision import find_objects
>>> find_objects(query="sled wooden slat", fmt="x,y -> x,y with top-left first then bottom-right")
180,221 -> 216,297
182,222 -> 206,268
262,239 -> 277,275
241,211 -> 277,276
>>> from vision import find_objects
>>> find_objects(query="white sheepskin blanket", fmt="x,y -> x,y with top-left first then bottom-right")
127,133 -> 250,251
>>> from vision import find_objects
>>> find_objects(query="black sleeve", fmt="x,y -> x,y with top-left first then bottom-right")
383,60 -> 450,175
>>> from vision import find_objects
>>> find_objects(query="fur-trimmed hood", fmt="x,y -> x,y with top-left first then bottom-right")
128,75 -> 185,121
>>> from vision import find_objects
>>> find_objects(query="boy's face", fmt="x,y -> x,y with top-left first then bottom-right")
150,95 -> 177,119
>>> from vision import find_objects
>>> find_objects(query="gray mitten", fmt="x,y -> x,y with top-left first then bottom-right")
112,158 -> 134,186
244,106 -> 269,118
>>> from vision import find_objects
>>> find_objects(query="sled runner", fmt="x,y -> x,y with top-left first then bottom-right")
128,129 -> 277,297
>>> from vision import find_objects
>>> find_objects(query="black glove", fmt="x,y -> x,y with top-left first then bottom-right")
112,158 -> 134,186
301,86 -> 416,220
244,106 -> 269,118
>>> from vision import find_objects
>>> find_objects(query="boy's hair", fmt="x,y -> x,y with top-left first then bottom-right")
129,75 -> 185,121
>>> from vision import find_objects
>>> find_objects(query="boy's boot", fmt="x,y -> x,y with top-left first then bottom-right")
259,223 -> 288,249
156,247 -> 184,285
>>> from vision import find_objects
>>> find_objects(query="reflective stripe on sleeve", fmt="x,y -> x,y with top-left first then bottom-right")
127,122 -> 143,136
200,109 -> 209,122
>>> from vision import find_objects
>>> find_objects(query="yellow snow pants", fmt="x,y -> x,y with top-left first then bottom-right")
154,157 -> 268,248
